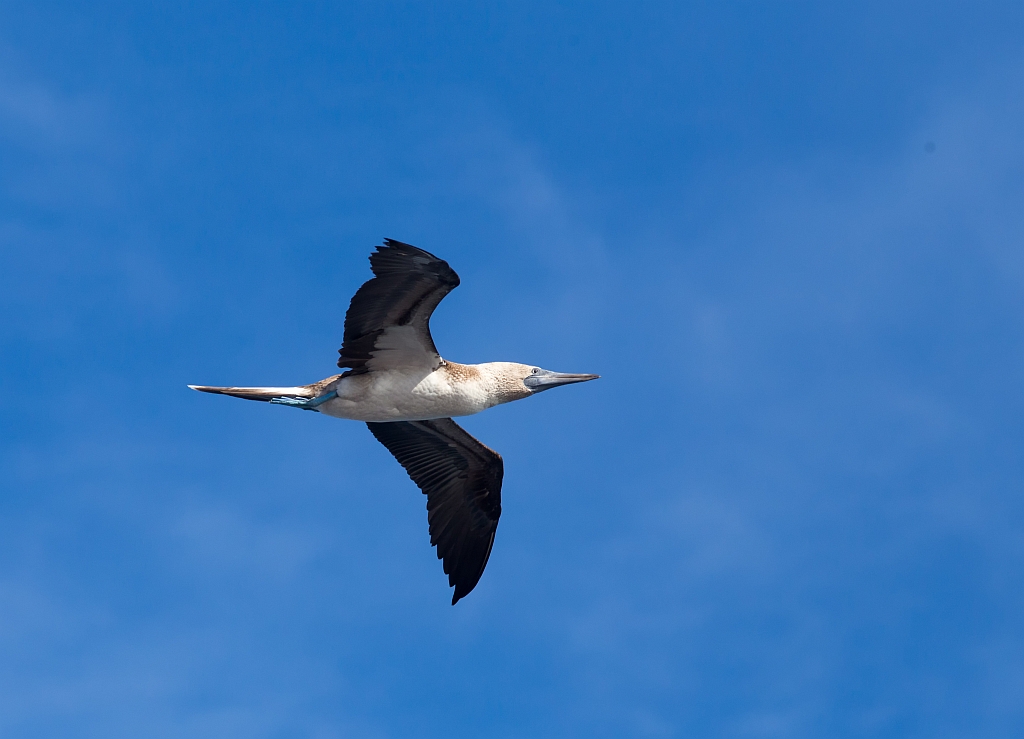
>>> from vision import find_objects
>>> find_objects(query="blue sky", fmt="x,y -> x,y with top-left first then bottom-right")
2,3 -> 1024,737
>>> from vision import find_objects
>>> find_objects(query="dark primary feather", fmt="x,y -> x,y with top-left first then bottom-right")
338,239 -> 460,373
366,418 -> 503,604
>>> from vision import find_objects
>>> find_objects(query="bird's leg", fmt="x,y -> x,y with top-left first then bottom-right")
268,390 -> 338,412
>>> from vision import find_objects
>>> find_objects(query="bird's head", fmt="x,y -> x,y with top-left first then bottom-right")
481,362 -> 600,404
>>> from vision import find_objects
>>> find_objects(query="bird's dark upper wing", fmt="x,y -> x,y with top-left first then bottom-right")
366,417 -> 503,604
338,239 -> 460,374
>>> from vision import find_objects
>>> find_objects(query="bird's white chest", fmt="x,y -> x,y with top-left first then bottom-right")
320,367 -> 492,422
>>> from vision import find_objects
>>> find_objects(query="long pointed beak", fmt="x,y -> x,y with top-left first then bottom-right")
524,369 -> 600,393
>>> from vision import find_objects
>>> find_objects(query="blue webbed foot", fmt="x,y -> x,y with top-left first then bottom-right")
269,390 -> 337,412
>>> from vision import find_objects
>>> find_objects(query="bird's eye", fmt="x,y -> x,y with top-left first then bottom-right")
532,368 -> 539,374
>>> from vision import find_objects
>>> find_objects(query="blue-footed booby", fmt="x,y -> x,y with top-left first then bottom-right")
189,239 -> 598,604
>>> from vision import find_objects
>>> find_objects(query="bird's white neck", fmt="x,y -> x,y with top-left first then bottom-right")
442,361 -> 534,408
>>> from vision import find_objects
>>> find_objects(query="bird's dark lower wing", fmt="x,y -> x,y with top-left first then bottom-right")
366,418 -> 503,604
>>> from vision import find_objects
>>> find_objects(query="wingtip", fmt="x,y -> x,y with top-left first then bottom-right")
451,583 -> 474,605
380,237 -> 411,252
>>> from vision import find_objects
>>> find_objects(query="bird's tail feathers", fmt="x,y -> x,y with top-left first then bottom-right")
189,374 -> 341,411
187,384 -> 316,404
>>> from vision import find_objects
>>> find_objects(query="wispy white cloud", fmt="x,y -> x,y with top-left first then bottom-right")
489,57 -> 1024,737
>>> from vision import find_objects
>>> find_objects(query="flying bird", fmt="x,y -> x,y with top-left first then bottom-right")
189,239 -> 598,604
